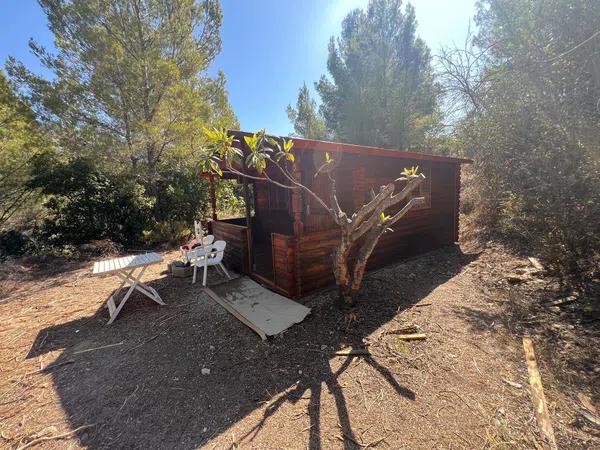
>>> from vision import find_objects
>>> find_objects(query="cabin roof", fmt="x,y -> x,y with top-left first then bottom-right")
229,130 -> 472,165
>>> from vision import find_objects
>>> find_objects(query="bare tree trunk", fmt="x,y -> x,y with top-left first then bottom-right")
333,232 -> 355,308
331,180 -> 426,308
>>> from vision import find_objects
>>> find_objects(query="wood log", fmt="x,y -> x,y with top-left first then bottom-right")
522,336 -> 557,450
395,333 -> 426,341
332,347 -> 370,356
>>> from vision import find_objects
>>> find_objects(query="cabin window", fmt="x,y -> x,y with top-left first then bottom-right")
268,183 -> 289,211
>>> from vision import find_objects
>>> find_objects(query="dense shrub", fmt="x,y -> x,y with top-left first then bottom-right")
142,221 -> 192,247
153,169 -> 210,223
0,230 -> 34,257
216,179 -> 246,218
28,155 -> 152,247
447,0 -> 600,283
460,101 -> 600,281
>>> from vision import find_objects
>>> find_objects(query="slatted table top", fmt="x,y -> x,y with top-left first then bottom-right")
92,252 -> 163,275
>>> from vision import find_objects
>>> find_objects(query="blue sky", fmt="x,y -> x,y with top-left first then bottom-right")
0,0 -> 476,135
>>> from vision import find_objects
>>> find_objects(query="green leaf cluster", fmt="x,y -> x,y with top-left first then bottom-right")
0,70 -> 51,228
3,0 -> 242,248
202,128 -> 296,176
6,0 -> 238,205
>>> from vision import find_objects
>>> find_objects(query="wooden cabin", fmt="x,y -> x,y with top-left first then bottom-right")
206,131 -> 471,298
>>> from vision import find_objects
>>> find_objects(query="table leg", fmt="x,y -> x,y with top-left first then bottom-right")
106,266 -> 147,325
106,266 -> 167,324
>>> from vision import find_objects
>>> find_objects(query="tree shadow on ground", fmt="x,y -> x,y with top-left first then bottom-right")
27,245 -> 477,449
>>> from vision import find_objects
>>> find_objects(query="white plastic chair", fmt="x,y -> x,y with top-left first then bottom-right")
194,220 -> 203,239
201,234 -> 215,247
190,240 -> 231,286
181,234 -> 214,263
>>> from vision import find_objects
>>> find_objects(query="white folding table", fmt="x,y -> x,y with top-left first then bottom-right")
92,252 -> 166,324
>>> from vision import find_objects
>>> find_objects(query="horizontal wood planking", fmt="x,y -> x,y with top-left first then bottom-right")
271,233 -> 297,297
211,141 -> 464,297
211,220 -> 249,274
296,159 -> 459,294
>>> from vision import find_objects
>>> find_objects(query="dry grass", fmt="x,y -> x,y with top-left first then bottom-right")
0,244 -> 597,449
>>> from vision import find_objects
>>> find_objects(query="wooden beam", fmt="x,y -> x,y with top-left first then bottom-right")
241,152 -> 254,272
522,336 -> 557,450
227,130 -> 473,164
209,174 -> 217,220
454,164 -> 460,242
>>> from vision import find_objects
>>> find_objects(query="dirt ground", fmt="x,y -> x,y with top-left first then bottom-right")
0,243 -> 598,449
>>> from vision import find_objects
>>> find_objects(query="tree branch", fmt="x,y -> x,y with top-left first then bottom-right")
351,174 -> 425,241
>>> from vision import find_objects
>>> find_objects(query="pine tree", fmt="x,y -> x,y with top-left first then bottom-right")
316,0 -> 439,149
286,83 -> 327,140
6,0 -> 237,188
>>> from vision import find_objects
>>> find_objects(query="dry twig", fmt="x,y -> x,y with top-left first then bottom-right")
16,424 -> 95,450
73,341 -> 123,355
27,360 -> 74,376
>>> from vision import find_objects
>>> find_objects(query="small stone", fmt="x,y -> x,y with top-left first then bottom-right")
320,345 -> 327,350
298,370 -> 303,375
202,427 -> 207,433
201,368 -> 210,375
209,345 -> 215,351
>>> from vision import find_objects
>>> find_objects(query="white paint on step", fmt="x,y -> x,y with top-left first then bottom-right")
207,277 -> 311,338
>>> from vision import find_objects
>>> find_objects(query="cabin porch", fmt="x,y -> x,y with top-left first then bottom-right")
209,217 -> 299,298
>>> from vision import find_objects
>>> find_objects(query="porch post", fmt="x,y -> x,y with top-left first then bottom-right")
291,166 -> 304,236
209,174 -> 217,220
241,166 -> 254,273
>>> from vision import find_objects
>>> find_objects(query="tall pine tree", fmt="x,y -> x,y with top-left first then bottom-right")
315,0 -> 439,149
7,0 -> 237,195
286,83 -> 328,140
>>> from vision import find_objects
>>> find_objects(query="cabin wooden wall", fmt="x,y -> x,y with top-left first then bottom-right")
271,233 -> 298,297
295,157 -> 461,295
218,132 -> 464,298
210,220 -> 249,274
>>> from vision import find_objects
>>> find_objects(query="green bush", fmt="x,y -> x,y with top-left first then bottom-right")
0,230 -> 33,257
216,179 -> 246,218
459,86 -> 600,282
152,169 -> 210,223
451,0 -> 600,283
142,220 -> 192,247
28,155 -> 153,247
